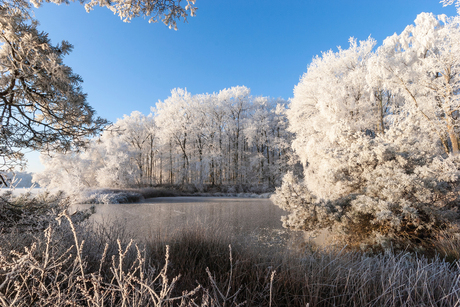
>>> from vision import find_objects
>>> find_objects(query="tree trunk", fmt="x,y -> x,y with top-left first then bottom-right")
448,124 -> 459,154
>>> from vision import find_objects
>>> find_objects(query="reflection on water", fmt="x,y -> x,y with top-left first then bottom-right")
70,197 -> 303,247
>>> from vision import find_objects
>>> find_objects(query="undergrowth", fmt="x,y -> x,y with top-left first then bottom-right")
1,191 -> 460,306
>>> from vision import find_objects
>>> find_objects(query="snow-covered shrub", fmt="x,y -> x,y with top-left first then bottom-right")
0,189 -> 92,232
74,189 -> 144,204
273,132 -> 460,249
329,132 -> 459,248
272,172 -> 322,231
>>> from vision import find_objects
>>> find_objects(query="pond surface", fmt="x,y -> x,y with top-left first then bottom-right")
70,197 -> 305,247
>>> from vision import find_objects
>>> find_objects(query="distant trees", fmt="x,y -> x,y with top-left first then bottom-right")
272,13 -> 460,250
35,86 -> 296,191
154,86 -> 294,189
96,111 -> 156,187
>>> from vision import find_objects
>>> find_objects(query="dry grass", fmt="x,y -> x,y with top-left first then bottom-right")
432,228 -> 460,263
1,193 -> 460,306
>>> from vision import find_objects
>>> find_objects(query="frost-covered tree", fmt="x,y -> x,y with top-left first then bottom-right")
287,37 -> 381,199
154,88 -> 193,185
273,129 -> 459,249
441,0 -> 460,15
375,13 -> 460,154
245,96 -> 293,187
219,86 -> 251,184
98,111 -> 156,186
34,148 -> 102,193
11,0 -> 196,30
0,4 -> 107,176
0,0 -> 196,181
272,14 -> 460,250
35,111 -> 156,189
36,0 -> 197,29
94,134 -> 140,188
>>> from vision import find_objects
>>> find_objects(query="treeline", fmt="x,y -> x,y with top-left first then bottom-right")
34,86 -> 297,192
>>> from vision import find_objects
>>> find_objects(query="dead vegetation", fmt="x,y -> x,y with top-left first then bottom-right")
1,191 -> 460,306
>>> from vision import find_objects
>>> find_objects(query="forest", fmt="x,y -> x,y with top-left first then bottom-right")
34,86 -> 297,193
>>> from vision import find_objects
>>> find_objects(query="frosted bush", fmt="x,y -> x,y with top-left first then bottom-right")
271,172 -> 335,232
273,131 -> 460,249
74,189 -> 144,204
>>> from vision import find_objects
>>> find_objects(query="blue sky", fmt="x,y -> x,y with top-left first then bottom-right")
24,0 -> 457,172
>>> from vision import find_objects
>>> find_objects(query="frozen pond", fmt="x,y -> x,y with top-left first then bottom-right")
70,197 -> 303,246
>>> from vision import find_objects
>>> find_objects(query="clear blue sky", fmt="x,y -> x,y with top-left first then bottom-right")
24,0 -> 457,173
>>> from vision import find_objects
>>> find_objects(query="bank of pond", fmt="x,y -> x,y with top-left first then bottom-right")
1,192 -> 460,306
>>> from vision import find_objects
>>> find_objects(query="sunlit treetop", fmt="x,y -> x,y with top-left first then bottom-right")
441,0 -> 460,15
31,0 -> 197,29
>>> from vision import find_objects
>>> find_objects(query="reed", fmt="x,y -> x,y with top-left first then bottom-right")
1,193 -> 460,306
